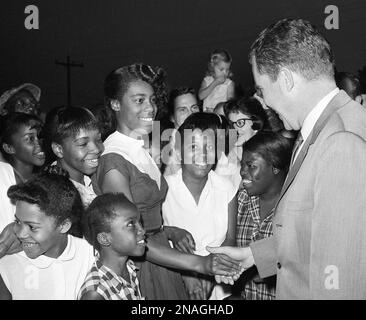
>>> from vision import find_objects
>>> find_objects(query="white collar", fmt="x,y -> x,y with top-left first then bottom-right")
103,131 -> 161,189
300,88 -> 339,143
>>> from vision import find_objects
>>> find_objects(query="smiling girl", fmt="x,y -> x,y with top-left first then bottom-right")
162,112 -> 237,299
0,113 -> 45,231
232,131 -> 293,300
42,106 -> 104,207
0,172 -> 95,300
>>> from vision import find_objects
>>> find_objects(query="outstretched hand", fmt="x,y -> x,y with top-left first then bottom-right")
201,252 -> 243,283
0,222 -> 21,258
206,245 -> 255,284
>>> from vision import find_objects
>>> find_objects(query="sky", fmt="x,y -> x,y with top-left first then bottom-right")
1,0 -> 365,111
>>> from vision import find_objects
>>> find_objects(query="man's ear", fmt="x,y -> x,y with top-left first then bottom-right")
51,142 -> 63,159
279,68 -> 294,92
59,218 -> 72,234
110,100 -> 121,112
2,143 -> 15,155
97,232 -> 111,247
170,114 -> 176,126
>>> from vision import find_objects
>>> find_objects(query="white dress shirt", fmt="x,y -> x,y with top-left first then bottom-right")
294,88 -> 339,162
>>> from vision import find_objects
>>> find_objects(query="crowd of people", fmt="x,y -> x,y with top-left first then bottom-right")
0,17 -> 366,300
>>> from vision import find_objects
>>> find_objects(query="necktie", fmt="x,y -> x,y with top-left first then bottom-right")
290,132 -> 304,165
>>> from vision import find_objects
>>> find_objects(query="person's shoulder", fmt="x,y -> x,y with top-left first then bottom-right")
79,290 -> 104,300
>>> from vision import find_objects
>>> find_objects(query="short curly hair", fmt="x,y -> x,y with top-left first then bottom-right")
243,131 -> 294,174
7,171 -> 83,237
103,63 -> 168,132
206,49 -> 233,78
42,106 -> 100,165
83,193 -> 137,252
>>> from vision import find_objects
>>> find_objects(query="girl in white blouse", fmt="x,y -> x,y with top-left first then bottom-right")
163,112 -> 238,299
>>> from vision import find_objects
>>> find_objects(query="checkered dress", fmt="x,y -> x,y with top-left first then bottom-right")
78,259 -> 144,300
235,189 -> 276,300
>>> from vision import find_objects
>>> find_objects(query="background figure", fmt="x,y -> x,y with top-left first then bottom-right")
231,131 -> 293,300
42,106 -> 104,208
0,83 -> 42,119
162,87 -> 200,176
215,97 -> 269,191
199,50 -> 235,112
0,113 -> 45,231
214,102 -> 226,116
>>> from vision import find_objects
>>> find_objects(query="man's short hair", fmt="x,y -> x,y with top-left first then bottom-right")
249,18 -> 335,81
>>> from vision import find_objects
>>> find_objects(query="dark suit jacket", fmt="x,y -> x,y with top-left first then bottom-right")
250,90 -> 366,299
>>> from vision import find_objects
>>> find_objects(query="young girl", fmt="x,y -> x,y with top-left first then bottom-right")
93,63 -> 241,300
42,106 -> 104,207
210,131 -> 294,299
0,171 -> 95,299
0,113 -> 45,231
198,50 -> 235,112
162,112 -> 237,299
216,97 -> 269,191
78,193 -> 146,300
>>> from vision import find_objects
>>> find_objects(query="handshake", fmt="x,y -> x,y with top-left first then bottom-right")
205,245 -> 255,285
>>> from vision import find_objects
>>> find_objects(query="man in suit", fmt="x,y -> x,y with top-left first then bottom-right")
208,18 -> 366,299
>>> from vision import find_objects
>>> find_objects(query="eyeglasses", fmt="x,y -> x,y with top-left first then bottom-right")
231,118 -> 253,128
176,104 -> 200,114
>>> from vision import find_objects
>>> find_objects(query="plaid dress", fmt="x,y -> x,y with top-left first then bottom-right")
78,259 -> 144,300
234,189 -> 276,300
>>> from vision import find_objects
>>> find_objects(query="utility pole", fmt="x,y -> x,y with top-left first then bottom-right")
55,55 -> 84,107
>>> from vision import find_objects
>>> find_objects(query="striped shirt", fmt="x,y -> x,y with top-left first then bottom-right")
78,259 -> 144,300
235,189 -> 276,300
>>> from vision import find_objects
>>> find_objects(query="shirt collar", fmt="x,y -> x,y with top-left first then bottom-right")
96,259 -> 138,282
300,88 -> 339,142
19,234 -> 76,269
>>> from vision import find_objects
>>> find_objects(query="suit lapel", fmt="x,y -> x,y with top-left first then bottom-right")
276,90 -> 351,207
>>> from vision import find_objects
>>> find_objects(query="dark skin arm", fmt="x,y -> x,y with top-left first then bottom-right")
101,170 -> 242,276
0,275 -> 12,300
0,222 -> 22,259
221,196 -> 237,247
79,290 -> 104,300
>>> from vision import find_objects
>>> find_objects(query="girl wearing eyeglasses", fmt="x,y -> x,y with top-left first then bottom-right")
215,97 -> 269,191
